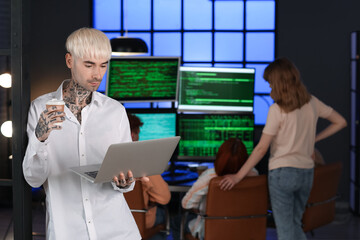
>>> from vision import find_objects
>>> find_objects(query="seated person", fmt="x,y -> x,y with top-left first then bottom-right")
181,138 -> 258,240
313,148 -> 325,167
127,113 -> 171,239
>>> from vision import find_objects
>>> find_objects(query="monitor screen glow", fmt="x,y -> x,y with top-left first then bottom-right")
106,57 -> 180,102
177,113 -> 254,161
132,112 -> 177,141
178,67 -> 255,112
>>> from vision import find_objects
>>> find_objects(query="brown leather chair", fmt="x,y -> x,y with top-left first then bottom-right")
182,175 -> 269,240
124,180 -> 170,239
302,161 -> 343,233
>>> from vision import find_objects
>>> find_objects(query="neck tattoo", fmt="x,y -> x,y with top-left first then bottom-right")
63,80 -> 92,124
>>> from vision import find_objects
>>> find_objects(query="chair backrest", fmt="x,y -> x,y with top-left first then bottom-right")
124,180 -> 167,239
204,175 -> 269,240
302,161 -> 343,232
124,181 -> 147,235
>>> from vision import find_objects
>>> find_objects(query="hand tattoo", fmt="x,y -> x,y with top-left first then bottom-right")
35,108 -> 64,142
35,112 -> 50,141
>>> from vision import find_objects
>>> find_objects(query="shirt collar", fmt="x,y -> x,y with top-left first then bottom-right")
91,91 -> 104,107
53,81 -> 65,100
54,80 -> 104,107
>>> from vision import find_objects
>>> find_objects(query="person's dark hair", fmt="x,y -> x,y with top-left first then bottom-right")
214,138 -> 249,176
263,57 -> 311,113
127,113 -> 143,133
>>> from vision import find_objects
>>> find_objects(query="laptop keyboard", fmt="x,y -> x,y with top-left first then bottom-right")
85,171 -> 98,179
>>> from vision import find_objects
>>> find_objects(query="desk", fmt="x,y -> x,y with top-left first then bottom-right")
169,185 -> 191,192
164,162 -> 214,192
162,169 -> 198,189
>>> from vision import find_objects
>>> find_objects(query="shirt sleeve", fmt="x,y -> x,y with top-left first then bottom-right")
181,169 -> 214,210
250,167 -> 259,176
312,96 -> 333,118
142,175 -> 171,205
262,104 -> 281,136
118,106 -> 132,143
22,101 -> 51,188
111,180 -> 135,193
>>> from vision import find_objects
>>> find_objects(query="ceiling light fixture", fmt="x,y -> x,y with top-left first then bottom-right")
110,37 -> 148,56
110,0 -> 148,56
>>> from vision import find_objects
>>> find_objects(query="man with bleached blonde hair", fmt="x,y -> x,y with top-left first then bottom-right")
23,27 -> 141,239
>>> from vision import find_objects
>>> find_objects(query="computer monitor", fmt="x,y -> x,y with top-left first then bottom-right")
177,113 -> 254,161
128,111 -> 177,141
178,66 -> 255,112
106,57 -> 180,102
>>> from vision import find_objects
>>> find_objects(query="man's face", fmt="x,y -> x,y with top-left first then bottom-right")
65,53 -> 108,92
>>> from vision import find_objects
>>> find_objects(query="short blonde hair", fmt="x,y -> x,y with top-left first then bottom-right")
263,57 -> 311,113
66,27 -> 112,60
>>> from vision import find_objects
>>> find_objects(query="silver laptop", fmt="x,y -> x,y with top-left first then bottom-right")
70,136 -> 180,183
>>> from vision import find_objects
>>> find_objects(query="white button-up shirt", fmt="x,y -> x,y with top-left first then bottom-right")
23,81 -> 141,240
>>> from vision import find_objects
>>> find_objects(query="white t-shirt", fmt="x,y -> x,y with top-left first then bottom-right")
263,95 -> 333,170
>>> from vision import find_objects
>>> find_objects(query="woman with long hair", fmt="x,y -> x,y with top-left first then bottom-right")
220,57 -> 347,240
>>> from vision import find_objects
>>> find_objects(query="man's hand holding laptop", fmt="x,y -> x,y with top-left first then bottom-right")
112,170 -> 149,188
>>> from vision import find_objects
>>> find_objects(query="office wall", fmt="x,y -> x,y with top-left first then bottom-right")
28,1 -> 356,202
0,0 -> 91,205
0,0 -> 12,205
29,0 -> 91,100
277,1 -> 360,201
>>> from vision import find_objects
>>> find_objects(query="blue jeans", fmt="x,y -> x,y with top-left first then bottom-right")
268,167 -> 314,240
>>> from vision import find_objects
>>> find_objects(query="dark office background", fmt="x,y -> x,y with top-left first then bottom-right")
0,0 -> 357,205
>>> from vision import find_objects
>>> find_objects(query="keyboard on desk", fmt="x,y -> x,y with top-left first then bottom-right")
162,169 -> 198,185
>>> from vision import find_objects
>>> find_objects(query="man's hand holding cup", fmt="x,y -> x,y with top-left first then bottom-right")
35,99 -> 66,142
